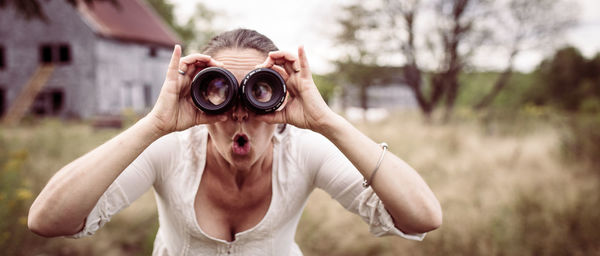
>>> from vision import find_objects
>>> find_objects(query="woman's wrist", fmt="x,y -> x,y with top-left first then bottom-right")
313,111 -> 348,139
138,115 -> 170,142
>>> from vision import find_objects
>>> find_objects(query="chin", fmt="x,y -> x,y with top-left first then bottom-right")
229,151 -> 254,166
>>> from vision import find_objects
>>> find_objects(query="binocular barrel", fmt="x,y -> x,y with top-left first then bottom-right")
191,67 -> 286,115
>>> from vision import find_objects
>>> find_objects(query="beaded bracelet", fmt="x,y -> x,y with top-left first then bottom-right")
362,142 -> 388,188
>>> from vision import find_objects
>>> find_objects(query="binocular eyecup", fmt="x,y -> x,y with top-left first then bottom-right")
190,67 -> 286,115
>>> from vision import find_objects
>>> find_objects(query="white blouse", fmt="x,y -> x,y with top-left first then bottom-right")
70,125 -> 425,255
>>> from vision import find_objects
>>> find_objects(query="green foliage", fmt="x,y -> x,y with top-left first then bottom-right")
457,71 -> 536,110
459,46 -> 600,115
525,46 -> 600,112
144,0 -> 219,51
312,74 -> 337,104
144,0 -> 175,28
0,136 -> 34,255
0,119 -> 123,255
334,4 -> 377,62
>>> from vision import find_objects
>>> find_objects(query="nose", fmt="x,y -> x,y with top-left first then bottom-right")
231,103 -> 249,122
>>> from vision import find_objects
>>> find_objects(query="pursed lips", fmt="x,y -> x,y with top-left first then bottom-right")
232,133 -> 250,156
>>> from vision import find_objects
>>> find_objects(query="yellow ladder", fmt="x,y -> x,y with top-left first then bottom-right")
3,64 -> 55,125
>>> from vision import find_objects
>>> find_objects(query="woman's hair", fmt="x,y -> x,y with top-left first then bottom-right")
202,28 -> 279,56
201,28 -> 287,133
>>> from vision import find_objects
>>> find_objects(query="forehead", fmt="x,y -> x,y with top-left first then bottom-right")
212,48 -> 266,81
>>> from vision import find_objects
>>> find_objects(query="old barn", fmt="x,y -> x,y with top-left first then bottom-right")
0,0 -> 180,122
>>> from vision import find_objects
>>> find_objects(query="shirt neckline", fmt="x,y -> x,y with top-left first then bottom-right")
189,128 -> 278,245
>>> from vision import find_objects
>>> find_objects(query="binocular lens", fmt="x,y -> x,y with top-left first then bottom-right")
252,81 -> 273,103
191,67 -> 238,115
203,78 -> 229,105
241,68 -> 286,114
191,67 -> 286,115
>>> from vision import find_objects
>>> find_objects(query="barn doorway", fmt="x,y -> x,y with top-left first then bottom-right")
0,87 -> 5,116
32,88 -> 65,116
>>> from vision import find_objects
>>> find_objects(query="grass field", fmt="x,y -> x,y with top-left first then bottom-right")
1,111 -> 599,255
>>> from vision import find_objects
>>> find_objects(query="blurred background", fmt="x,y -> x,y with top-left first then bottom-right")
0,0 -> 599,255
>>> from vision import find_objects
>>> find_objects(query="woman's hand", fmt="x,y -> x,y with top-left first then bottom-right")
255,46 -> 335,132
148,45 -> 227,135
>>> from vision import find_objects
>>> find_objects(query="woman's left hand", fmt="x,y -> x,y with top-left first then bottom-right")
255,46 -> 335,131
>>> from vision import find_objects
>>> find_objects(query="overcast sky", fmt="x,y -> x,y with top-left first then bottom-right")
171,0 -> 600,74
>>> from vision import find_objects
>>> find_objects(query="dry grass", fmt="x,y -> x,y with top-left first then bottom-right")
1,112 -> 599,255
296,111 -> 600,256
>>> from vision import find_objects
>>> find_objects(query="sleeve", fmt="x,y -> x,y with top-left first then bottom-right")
299,130 -> 426,241
68,133 -> 178,238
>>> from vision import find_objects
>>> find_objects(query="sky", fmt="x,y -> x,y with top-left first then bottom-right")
170,0 -> 600,74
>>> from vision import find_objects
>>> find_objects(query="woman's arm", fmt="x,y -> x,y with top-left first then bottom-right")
256,46 -> 441,234
316,114 -> 442,234
28,117 -> 162,237
28,45 -> 226,237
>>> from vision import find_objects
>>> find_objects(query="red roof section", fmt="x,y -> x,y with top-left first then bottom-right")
78,0 -> 181,46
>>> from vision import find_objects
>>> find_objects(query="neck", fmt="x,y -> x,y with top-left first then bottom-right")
206,137 -> 272,190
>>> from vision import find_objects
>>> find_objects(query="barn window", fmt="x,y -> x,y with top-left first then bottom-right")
40,45 -> 53,64
0,46 -> 5,69
58,44 -> 71,63
149,47 -> 158,58
143,85 -> 152,108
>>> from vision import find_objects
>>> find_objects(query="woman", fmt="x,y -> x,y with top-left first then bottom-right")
28,29 -> 441,255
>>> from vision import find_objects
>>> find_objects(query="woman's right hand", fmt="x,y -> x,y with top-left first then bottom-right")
148,45 -> 227,135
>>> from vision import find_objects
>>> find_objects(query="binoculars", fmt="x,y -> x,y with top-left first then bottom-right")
190,67 -> 287,114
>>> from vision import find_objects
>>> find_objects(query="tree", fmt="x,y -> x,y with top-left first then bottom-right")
334,4 -> 383,116
335,0 -> 578,121
526,47 -> 597,111
336,0 -> 491,121
312,74 -> 337,105
382,0 -> 438,116
378,0 -> 491,121
430,0 -> 492,121
144,0 -> 218,52
474,0 -> 577,110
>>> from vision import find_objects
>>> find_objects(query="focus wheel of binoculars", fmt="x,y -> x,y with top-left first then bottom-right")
191,67 -> 287,115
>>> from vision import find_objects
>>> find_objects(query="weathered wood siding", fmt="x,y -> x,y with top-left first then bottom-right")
0,0 -> 97,118
0,1 -> 172,118
94,39 -> 170,115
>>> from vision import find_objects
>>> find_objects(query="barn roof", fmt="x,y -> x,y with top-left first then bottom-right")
78,0 -> 181,47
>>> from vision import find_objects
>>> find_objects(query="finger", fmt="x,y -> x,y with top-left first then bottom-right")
282,62 -> 296,77
269,51 -> 301,72
180,55 -> 222,73
166,45 -> 182,81
270,65 -> 289,81
298,46 -> 312,77
256,55 -> 276,69
269,51 -> 297,62
180,54 -> 212,64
